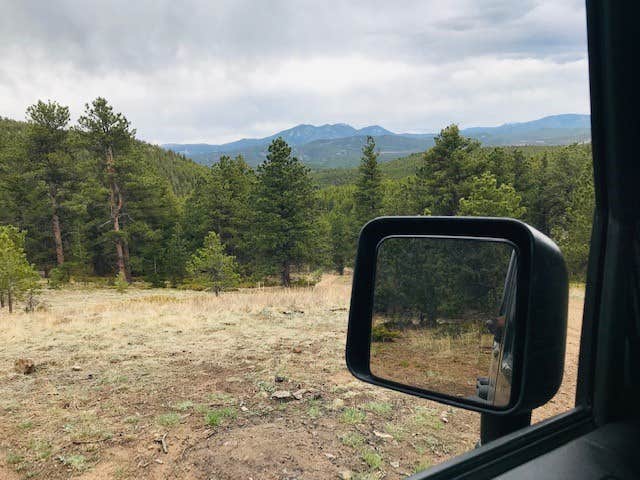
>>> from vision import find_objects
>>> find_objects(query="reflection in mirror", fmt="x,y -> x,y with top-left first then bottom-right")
370,236 -> 517,407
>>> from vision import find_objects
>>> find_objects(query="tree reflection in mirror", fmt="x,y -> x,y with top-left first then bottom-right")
370,236 -> 517,407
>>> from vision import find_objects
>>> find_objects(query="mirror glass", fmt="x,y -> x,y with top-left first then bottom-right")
370,236 -> 517,407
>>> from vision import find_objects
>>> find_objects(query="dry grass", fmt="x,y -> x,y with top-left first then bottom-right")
0,276 -> 583,479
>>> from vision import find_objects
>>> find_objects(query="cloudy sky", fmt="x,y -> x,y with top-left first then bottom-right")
1,0 -> 589,144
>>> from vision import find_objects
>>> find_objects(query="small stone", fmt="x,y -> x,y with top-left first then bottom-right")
274,375 -> 286,383
14,358 -> 35,375
390,461 -> 400,468
373,430 -> 393,440
338,470 -> 353,480
292,347 -> 303,354
71,365 -> 82,371
271,390 -> 293,401
240,406 -> 249,412
324,453 -> 336,459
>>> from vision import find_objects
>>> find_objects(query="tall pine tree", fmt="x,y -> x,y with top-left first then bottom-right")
25,100 -> 72,266
414,125 -> 482,216
77,98 -> 135,280
354,136 -> 382,225
254,138 -> 318,286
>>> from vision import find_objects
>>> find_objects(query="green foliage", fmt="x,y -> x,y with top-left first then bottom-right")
0,225 -> 40,313
371,324 -> 401,343
354,136 -> 383,225
340,407 -> 366,424
204,407 -> 237,427
458,172 -> 526,218
253,138 -> 321,286
374,237 -> 513,327
48,264 -> 71,288
415,124 -> 482,216
187,231 -> 239,295
361,449 -> 383,469
182,155 -> 255,273
0,104 -> 595,285
114,272 -> 128,293
77,97 -> 135,157
552,167 -> 594,280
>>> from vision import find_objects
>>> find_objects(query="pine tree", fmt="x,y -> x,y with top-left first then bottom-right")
25,100 -> 72,266
414,125 -> 482,216
77,98 -> 135,280
0,226 -> 39,313
354,136 -> 383,225
187,231 -> 239,295
458,172 -> 526,218
254,138 -> 319,286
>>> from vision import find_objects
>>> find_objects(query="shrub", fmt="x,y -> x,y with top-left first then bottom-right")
49,265 -> 71,288
371,324 -> 401,343
114,272 -> 128,293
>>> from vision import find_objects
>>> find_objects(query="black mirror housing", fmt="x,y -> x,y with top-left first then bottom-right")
346,216 -> 568,415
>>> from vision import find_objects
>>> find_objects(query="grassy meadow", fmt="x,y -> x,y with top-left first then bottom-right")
0,277 -> 583,479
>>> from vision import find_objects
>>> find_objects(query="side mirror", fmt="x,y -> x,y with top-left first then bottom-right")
346,217 -> 568,415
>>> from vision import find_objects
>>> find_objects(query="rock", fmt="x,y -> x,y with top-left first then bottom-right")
324,453 -> 336,460
331,398 -> 345,410
271,390 -> 293,401
292,347 -> 303,354
373,430 -> 393,440
440,411 -> 449,423
274,375 -> 286,383
14,358 -> 35,375
338,470 -> 353,480
71,365 -> 82,371
390,461 -> 400,468
293,389 -> 308,400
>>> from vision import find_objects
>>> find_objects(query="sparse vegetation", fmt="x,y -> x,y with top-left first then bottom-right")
0,279 -> 583,479
362,401 -> 393,416
58,454 -> 88,471
156,412 -> 181,427
362,449 -> 383,469
340,407 -> 366,424
340,431 -> 366,449
204,407 -> 237,427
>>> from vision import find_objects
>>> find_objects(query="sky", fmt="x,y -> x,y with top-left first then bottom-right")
0,0 -> 589,145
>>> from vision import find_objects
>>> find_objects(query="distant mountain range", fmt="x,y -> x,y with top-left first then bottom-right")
162,114 -> 591,169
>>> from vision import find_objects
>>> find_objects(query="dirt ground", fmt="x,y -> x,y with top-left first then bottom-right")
0,277 -> 583,480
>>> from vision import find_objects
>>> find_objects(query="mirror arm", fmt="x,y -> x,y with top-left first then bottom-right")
480,410 -> 532,445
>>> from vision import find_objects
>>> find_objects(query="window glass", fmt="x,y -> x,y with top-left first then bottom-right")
0,1 -> 591,478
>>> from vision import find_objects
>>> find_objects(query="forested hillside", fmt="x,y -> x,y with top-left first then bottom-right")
0,100 -> 594,308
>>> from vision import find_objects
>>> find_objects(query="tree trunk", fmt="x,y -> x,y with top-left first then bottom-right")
106,146 -> 128,280
0,292 -> 5,308
50,191 -> 65,265
122,240 -> 132,283
8,290 -> 13,314
281,262 -> 291,287
338,265 -> 345,276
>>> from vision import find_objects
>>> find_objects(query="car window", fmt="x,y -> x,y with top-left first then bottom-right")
0,1 -> 591,478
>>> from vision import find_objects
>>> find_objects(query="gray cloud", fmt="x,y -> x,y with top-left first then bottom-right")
0,0 -> 589,143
